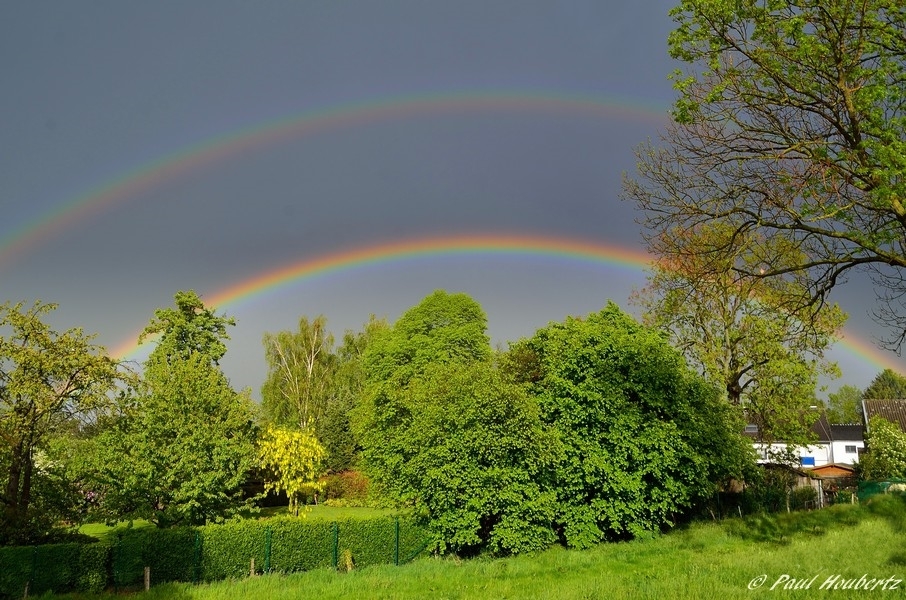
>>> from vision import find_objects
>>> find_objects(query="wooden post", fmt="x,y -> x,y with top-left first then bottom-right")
250,557 -> 255,577
144,566 -> 150,591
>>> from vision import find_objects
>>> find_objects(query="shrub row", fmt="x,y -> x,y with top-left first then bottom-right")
0,542 -> 108,598
0,515 -> 430,597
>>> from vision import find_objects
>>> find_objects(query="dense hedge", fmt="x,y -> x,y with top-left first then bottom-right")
0,515 -> 430,596
0,541 -> 108,598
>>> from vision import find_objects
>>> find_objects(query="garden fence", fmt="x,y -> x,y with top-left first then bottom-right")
0,516 -> 431,598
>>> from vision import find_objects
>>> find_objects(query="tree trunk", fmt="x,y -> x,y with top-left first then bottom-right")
2,440 -> 31,539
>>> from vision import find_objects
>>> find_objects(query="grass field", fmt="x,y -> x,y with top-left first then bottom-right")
60,497 -> 906,599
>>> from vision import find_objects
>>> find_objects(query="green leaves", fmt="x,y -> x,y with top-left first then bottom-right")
632,0 -> 906,345
356,292 -> 556,556
92,292 -> 258,528
510,303 -> 752,547
0,301 -> 124,544
861,416 -> 906,480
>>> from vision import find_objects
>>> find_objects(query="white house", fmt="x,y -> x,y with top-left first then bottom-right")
746,413 -> 864,468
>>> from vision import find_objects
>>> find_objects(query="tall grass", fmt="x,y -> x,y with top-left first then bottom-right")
57,496 -> 906,600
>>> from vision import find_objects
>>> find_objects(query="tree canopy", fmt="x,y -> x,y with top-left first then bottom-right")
863,368 -> 906,400
92,292 -> 257,527
261,315 -> 336,430
505,303 -> 753,547
860,416 -> 906,480
632,222 -> 844,444
0,301 -> 123,543
355,291 -> 556,555
626,0 -> 906,349
825,384 -> 864,424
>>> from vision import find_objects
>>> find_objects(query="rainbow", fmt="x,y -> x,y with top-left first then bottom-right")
0,90 -> 669,268
110,233 -> 653,359
109,233 -> 906,378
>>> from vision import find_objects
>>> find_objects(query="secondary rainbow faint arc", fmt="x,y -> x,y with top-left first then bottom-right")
108,233 -> 906,377
0,90 -> 670,268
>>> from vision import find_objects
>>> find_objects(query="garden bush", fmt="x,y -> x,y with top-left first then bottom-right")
0,541 -> 108,598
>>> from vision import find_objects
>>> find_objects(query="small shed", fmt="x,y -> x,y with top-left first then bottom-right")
809,463 -> 857,479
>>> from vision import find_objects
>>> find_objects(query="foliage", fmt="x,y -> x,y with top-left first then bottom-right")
860,416 -> 906,480
261,315 -> 336,430
112,526 -> 198,587
632,223 -> 844,444
259,425 -> 327,516
140,290 -> 234,365
825,384 -> 864,424
506,302 -> 754,548
863,368 -> 906,400
91,292 -> 258,528
0,300 -> 125,545
109,515 -> 429,585
361,290 -> 491,388
357,291 -> 555,555
0,541 -> 109,597
45,501 -> 906,600
321,470 -> 370,504
320,316 -> 388,473
626,0 -> 906,349
261,314 -> 388,474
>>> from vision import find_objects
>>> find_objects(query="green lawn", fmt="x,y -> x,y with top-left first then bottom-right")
60,496 -> 906,600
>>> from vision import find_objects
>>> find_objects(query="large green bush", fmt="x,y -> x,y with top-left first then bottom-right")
506,303 -> 753,548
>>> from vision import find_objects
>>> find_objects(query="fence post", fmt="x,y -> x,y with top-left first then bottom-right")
192,531 -> 201,584
144,566 -> 150,591
332,522 -> 339,569
29,545 -> 37,596
264,527 -> 272,574
394,517 -> 400,566
112,537 -> 118,593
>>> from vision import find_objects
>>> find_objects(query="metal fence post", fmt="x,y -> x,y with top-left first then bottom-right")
112,536 -> 120,593
264,527 -> 272,574
332,522 -> 339,569
30,545 -> 38,595
394,517 -> 400,566
192,531 -> 201,584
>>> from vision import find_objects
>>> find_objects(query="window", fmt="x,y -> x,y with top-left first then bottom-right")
801,456 -> 816,467
744,424 -> 758,433
845,445 -> 857,454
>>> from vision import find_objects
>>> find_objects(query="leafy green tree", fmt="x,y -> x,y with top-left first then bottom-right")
863,369 -> 906,400
0,301 -> 123,544
362,290 -> 491,388
93,292 -> 258,527
319,316 -> 388,473
356,291 -> 554,555
626,0 -> 906,349
258,425 -> 326,515
140,289 -> 234,365
632,223 -> 844,445
506,303 -> 753,548
825,384 -> 864,424
860,416 -> 906,480
261,315 -> 336,430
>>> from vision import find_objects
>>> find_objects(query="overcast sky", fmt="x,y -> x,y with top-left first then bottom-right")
2,1 -> 901,398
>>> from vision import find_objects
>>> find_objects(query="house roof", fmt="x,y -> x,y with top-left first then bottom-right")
743,412 -> 864,443
863,399 -> 906,432
809,463 -> 857,478
828,424 -> 864,443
